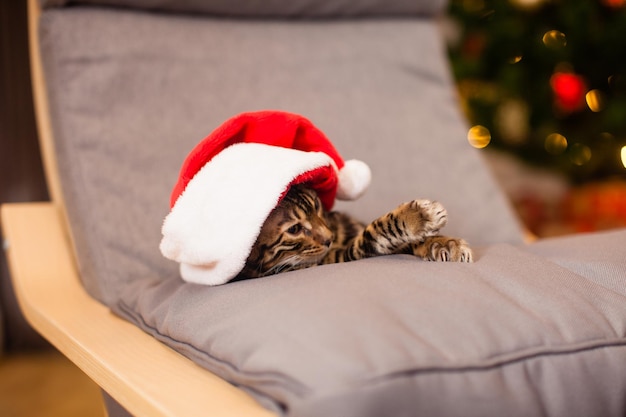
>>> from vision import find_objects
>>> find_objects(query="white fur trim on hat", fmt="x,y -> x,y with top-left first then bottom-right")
160,142 -> 334,286
336,159 -> 371,200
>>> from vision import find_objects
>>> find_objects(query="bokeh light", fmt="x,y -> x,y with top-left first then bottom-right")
509,0 -> 545,10
569,143 -> 592,166
542,30 -> 567,49
551,72 -> 587,112
495,99 -> 529,145
621,146 -> 626,169
585,90 -> 606,112
467,125 -> 491,148
545,133 -> 568,155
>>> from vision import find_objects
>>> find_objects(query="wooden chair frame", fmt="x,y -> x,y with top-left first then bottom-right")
0,0 -> 274,415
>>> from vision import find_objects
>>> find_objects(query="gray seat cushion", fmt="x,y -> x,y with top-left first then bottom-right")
117,229 -> 626,416
37,4 -> 626,416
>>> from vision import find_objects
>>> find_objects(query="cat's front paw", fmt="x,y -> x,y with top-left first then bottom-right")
405,199 -> 447,239
413,236 -> 473,262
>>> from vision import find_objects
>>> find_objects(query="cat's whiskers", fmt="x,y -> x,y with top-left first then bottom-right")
265,258 -> 298,276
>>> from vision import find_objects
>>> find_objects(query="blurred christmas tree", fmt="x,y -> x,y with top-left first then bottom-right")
447,0 -> 626,183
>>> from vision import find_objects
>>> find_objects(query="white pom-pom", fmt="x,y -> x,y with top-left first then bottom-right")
336,159 -> 371,200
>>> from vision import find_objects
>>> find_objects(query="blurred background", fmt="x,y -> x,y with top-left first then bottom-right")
1,0 -> 625,415
446,0 -> 626,237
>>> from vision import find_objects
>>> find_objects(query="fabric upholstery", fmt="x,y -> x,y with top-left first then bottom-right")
39,5 -> 524,305
117,229 -> 626,416
40,0 -> 446,17
36,3 -> 626,417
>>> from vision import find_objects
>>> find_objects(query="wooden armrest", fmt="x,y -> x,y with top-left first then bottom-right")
1,202 -> 275,417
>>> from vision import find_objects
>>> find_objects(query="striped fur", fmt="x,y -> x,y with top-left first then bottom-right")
239,185 -> 473,279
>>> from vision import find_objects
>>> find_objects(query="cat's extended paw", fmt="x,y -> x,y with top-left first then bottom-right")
404,199 -> 448,239
413,236 -> 473,262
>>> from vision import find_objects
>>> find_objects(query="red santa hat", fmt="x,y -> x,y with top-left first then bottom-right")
160,110 -> 371,285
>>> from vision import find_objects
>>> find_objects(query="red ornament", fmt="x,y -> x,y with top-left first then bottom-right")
550,72 -> 587,113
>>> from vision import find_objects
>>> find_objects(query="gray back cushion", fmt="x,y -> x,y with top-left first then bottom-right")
40,5 -> 524,306
41,0 -> 447,17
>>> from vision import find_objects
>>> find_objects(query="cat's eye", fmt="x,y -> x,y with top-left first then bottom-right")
286,224 -> 302,235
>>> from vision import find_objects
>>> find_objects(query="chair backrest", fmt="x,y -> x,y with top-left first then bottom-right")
35,0 -> 524,305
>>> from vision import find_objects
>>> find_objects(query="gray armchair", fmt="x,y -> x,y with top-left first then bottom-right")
2,0 -> 625,416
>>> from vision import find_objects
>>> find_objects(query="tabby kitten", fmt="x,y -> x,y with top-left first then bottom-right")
239,184 -> 473,279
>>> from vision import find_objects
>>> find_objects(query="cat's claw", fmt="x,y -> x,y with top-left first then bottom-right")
423,237 -> 473,263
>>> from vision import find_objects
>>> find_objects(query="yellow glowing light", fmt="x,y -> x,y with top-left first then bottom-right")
542,30 -> 567,49
621,146 -> 626,169
545,133 -> 568,155
467,125 -> 491,149
508,55 -> 523,64
585,90 -> 605,112
509,0 -> 545,10
569,143 -> 592,166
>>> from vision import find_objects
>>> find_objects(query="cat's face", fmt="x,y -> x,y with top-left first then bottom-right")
247,185 -> 333,276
